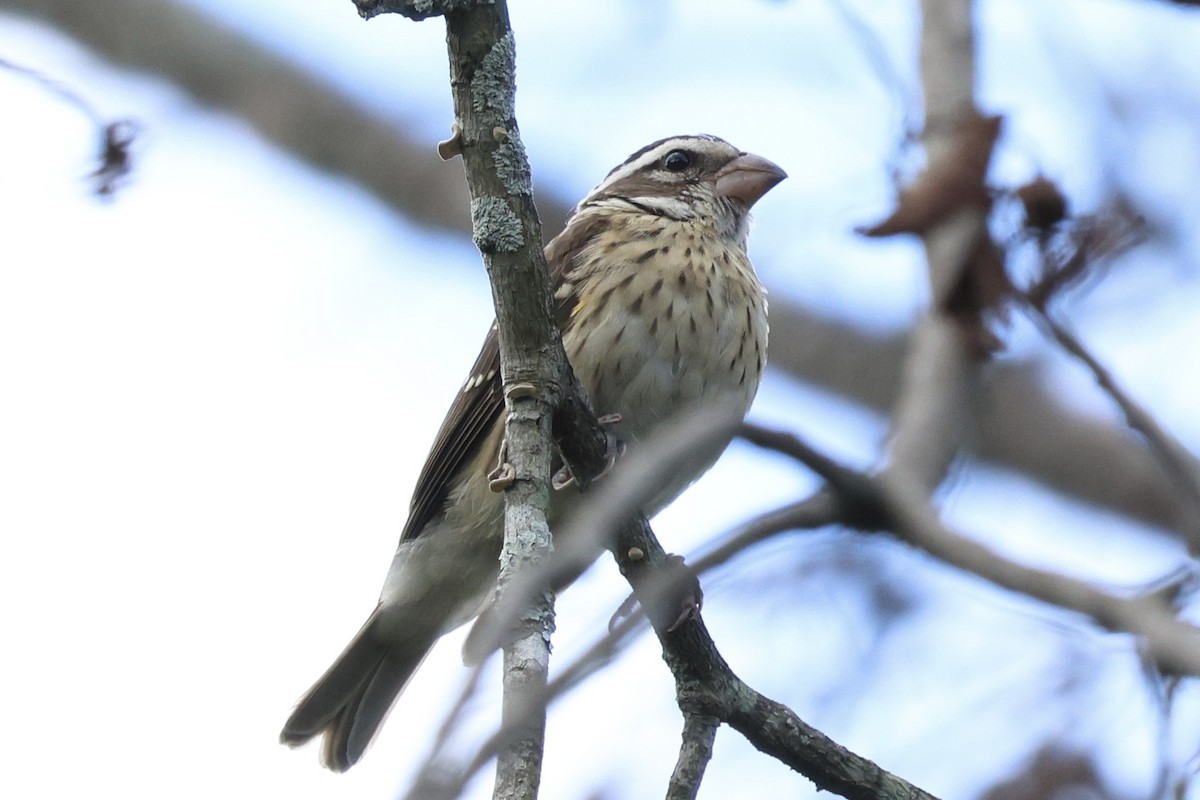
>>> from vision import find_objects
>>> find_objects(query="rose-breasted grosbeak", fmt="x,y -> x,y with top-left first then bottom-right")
281,134 -> 785,770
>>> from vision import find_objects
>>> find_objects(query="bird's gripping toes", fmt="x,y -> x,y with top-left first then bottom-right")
280,134 -> 785,771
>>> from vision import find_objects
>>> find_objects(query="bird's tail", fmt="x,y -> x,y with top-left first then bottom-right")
280,612 -> 435,772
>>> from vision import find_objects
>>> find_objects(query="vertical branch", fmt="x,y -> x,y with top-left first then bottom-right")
395,1 -> 562,796
666,714 -> 719,800
881,0 -> 986,492
444,9 -> 555,799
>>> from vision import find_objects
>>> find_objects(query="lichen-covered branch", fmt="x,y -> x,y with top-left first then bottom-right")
439,5 -> 557,797
8,0 -> 1191,543
349,0 -> 566,796
666,713 -> 718,800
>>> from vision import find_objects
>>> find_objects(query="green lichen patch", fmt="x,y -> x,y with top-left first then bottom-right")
471,196 -> 524,253
471,33 -> 516,120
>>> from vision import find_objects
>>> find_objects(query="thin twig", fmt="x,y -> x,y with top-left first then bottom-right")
0,56 -> 104,123
878,471 -> 1200,676
690,492 -> 842,576
726,424 -> 1200,677
401,610 -> 649,800
824,0 -> 919,139
404,652 -> 495,797
0,56 -> 138,196
1033,312 -> 1200,553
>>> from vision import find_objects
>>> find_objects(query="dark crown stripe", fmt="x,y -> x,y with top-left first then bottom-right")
601,133 -> 727,181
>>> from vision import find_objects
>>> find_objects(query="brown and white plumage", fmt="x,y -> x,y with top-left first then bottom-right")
280,134 -> 785,771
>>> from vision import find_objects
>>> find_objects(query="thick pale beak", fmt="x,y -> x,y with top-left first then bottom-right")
714,152 -> 787,208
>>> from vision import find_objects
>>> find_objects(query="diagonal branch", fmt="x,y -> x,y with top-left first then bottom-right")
1031,311 -> 1200,553
9,0 -> 1194,541
410,407 -> 941,800
878,471 -> 1200,675
610,516 -> 941,800
735,424 -> 1200,677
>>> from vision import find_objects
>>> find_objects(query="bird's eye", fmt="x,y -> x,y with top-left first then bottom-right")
663,150 -> 692,172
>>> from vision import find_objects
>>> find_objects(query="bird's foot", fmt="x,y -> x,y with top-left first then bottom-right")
610,553 -> 703,633
552,413 -> 626,490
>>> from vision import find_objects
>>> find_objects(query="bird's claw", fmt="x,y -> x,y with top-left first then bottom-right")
551,465 -> 576,491
610,553 -> 703,634
553,413 -> 626,491
488,462 -> 515,492
663,553 -> 703,631
608,593 -> 639,631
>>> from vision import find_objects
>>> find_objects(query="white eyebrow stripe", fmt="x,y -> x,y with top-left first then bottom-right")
582,143 -> 676,207
597,142 -> 676,187
578,134 -> 735,209
597,136 -> 732,187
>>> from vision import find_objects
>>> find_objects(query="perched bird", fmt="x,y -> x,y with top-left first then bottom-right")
280,134 -> 785,771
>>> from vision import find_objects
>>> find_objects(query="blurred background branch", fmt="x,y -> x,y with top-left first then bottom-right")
3,0 -> 1192,544
5,1 -> 1200,798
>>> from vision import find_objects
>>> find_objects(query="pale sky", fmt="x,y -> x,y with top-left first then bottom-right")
2,2 -> 1199,799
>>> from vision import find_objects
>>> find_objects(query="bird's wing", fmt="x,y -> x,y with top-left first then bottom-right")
399,210 -> 606,542
400,325 -> 503,542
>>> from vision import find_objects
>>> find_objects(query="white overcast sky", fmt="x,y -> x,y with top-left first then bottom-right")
1,1 -> 1199,799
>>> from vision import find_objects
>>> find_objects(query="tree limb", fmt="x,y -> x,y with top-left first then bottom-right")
7,0 -> 1193,541
611,517 -> 941,800
439,4 -> 556,796
666,713 -> 718,800
421,408 -> 939,800
736,424 -> 1200,677
358,0 -> 569,795
1,0 -> 487,232
1031,311 -> 1200,553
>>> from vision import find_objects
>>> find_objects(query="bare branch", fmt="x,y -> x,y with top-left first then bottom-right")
611,517 -> 941,800
690,493 -> 843,576
11,0 -> 1194,541
429,409 -> 938,800
878,470 -> 1200,676
666,714 -> 718,800
430,3 -> 562,796
1032,313 -> 1200,552
730,425 -> 1200,677
868,0 -> 993,496
356,0 -> 574,794
0,55 -> 137,196
882,317 -> 978,489
753,304 -> 1195,539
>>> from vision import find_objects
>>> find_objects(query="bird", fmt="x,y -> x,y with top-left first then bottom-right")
280,134 -> 785,771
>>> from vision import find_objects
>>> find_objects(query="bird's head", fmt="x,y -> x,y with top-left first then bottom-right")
579,134 -> 786,244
